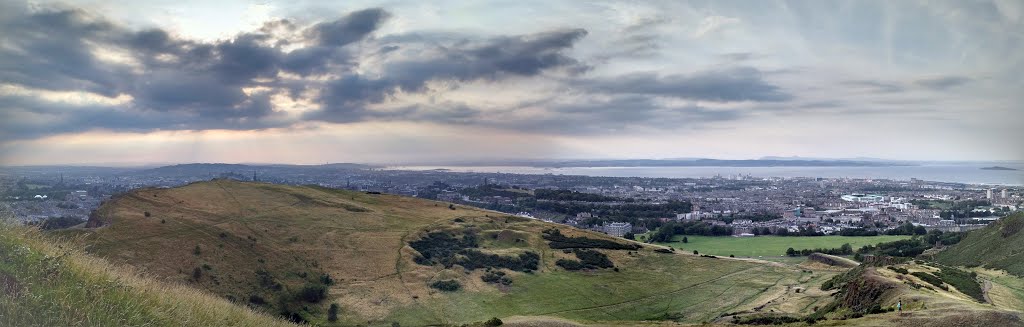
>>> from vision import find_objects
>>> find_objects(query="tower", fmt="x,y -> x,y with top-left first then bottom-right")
1003,189 -> 1009,199
987,189 -> 993,199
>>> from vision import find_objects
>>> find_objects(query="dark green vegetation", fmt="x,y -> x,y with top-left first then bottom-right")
410,231 -> 539,272
786,243 -> 853,257
480,270 -> 512,286
555,249 -> 614,270
935,213 -> 1024,277
429,280 -> 462,292
28,216 -> 85,230
854,229 -> 965,260
541,228 -> 641,250
647,220 -> 733,242
936,267 -> 985,302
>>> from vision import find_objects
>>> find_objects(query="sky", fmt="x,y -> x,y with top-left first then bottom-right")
0,0 -> 1022,165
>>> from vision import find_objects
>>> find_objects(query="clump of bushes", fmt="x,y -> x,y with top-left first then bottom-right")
295,283 -> 328,302
937,267 -> 984,302
910,272 -> 948,291
542,229 -> 640,250
481,270 -> 512,286
410,230 -> 539,272
733,314 -> 802,325
484,317 -> 503,326
557,249 -> 614,270
430,280 -> 462,292
888,266 -> 909,274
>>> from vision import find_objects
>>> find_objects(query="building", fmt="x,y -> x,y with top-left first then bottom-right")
602,222 -> 633,237
841,194 -> 884,203
1003,189 -> 1009,199
987,189 -> 993,199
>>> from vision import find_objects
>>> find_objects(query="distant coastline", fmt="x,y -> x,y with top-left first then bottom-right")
981,166 -> 1018,171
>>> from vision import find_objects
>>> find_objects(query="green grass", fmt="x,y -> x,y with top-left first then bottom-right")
935,213 -> 1024,277
653,235 -> 913,258
385,253 -> 813,325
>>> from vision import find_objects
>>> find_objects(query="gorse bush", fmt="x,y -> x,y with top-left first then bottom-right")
541,229 -> 640,250
430,280 -> 461,292
410,230 -> 540,272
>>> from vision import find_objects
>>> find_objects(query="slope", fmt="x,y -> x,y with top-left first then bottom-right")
73,179 -> 835,326
934,212 -> 1024,277
0,218 -> 294,327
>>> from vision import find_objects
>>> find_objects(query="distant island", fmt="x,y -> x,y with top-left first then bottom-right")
981,166 -> 1018,171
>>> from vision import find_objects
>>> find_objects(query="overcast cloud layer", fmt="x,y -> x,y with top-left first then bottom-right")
1,0 -> 1022,164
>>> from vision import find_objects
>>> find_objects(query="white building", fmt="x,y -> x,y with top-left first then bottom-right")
987,189 -> 994,199
841,194 -> 884,203
603,222 -> 633,237
1003,189 -> 1009,199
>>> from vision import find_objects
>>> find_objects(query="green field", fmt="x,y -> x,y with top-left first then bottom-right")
654,235 -> 913,258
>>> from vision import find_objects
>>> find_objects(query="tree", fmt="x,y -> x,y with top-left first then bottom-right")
193,245 -> 201,256
327,303 -> 340,322
682,236 -> 689,243
693,250 -> 699,255
786,247 -> 797,257
192,267 -> 202,280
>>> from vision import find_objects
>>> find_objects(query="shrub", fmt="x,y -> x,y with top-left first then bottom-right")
937,268 -> 984,302
541,229 -> 640,250
693,250 -> 699,255
327,303 -> 340,322
910,272 -> 947,290
888,267 -> 909,274
556,259 -> 584,270
193,245 -> 201,256
296,283 -> 328,302
248,294 -> 266,305
430,280 -> 461,292
485,317 -> 503,326
192,267 -> 202,280
481,270 -> 512,286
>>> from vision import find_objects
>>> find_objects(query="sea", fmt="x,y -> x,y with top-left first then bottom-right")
387,163 -> 1024,186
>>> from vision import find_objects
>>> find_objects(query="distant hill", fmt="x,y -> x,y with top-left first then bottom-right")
537,159 -> 913,168
935,213 -> 1024,277
981,166 -> 1019,171
75,179 -> 830,326
131,163 -> 374,178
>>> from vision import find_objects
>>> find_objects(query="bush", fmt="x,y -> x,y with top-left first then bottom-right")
937,268 -> 984,302
193,245 -> 201,256
484,317 -> 503,326
192,267 -> 202,280
910,272 -> 947,290
556,259 -> 584,270
542,229 -> 640,250
430,280 -> 462,292
888,266 -> 909,274
481,270 -> 512,286
327,303 -> 340,322
296,283 -> 328,302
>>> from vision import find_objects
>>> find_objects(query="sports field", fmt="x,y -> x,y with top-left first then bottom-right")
654,235 -> 913,258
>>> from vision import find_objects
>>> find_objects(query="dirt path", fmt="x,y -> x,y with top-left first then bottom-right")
983,279 -> 993,304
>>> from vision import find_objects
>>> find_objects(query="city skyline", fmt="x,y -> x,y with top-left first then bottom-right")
2,0 -> 1023,165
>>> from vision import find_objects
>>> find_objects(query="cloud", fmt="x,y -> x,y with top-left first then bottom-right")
915,76 -> 972,90
581,67 -> 792,102
0,5 -> 591,139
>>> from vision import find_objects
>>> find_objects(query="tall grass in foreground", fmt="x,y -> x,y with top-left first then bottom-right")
0,215 -> 295,327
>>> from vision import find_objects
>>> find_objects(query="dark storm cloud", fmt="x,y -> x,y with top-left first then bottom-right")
310,29 -> 590,121
0,5 -> 602,139
581,67 -> 792,102
308,8 -> 390,46
915,76 -> 972,90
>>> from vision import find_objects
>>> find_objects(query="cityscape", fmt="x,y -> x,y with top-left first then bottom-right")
4,163 -> 1018,239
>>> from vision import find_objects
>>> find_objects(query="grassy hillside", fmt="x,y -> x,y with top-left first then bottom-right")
0,218 -> 294,327
934,212 -> 1024,277
71,179 -> 839,326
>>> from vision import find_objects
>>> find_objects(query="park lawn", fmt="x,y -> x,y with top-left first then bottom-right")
654,235 -> 913,258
